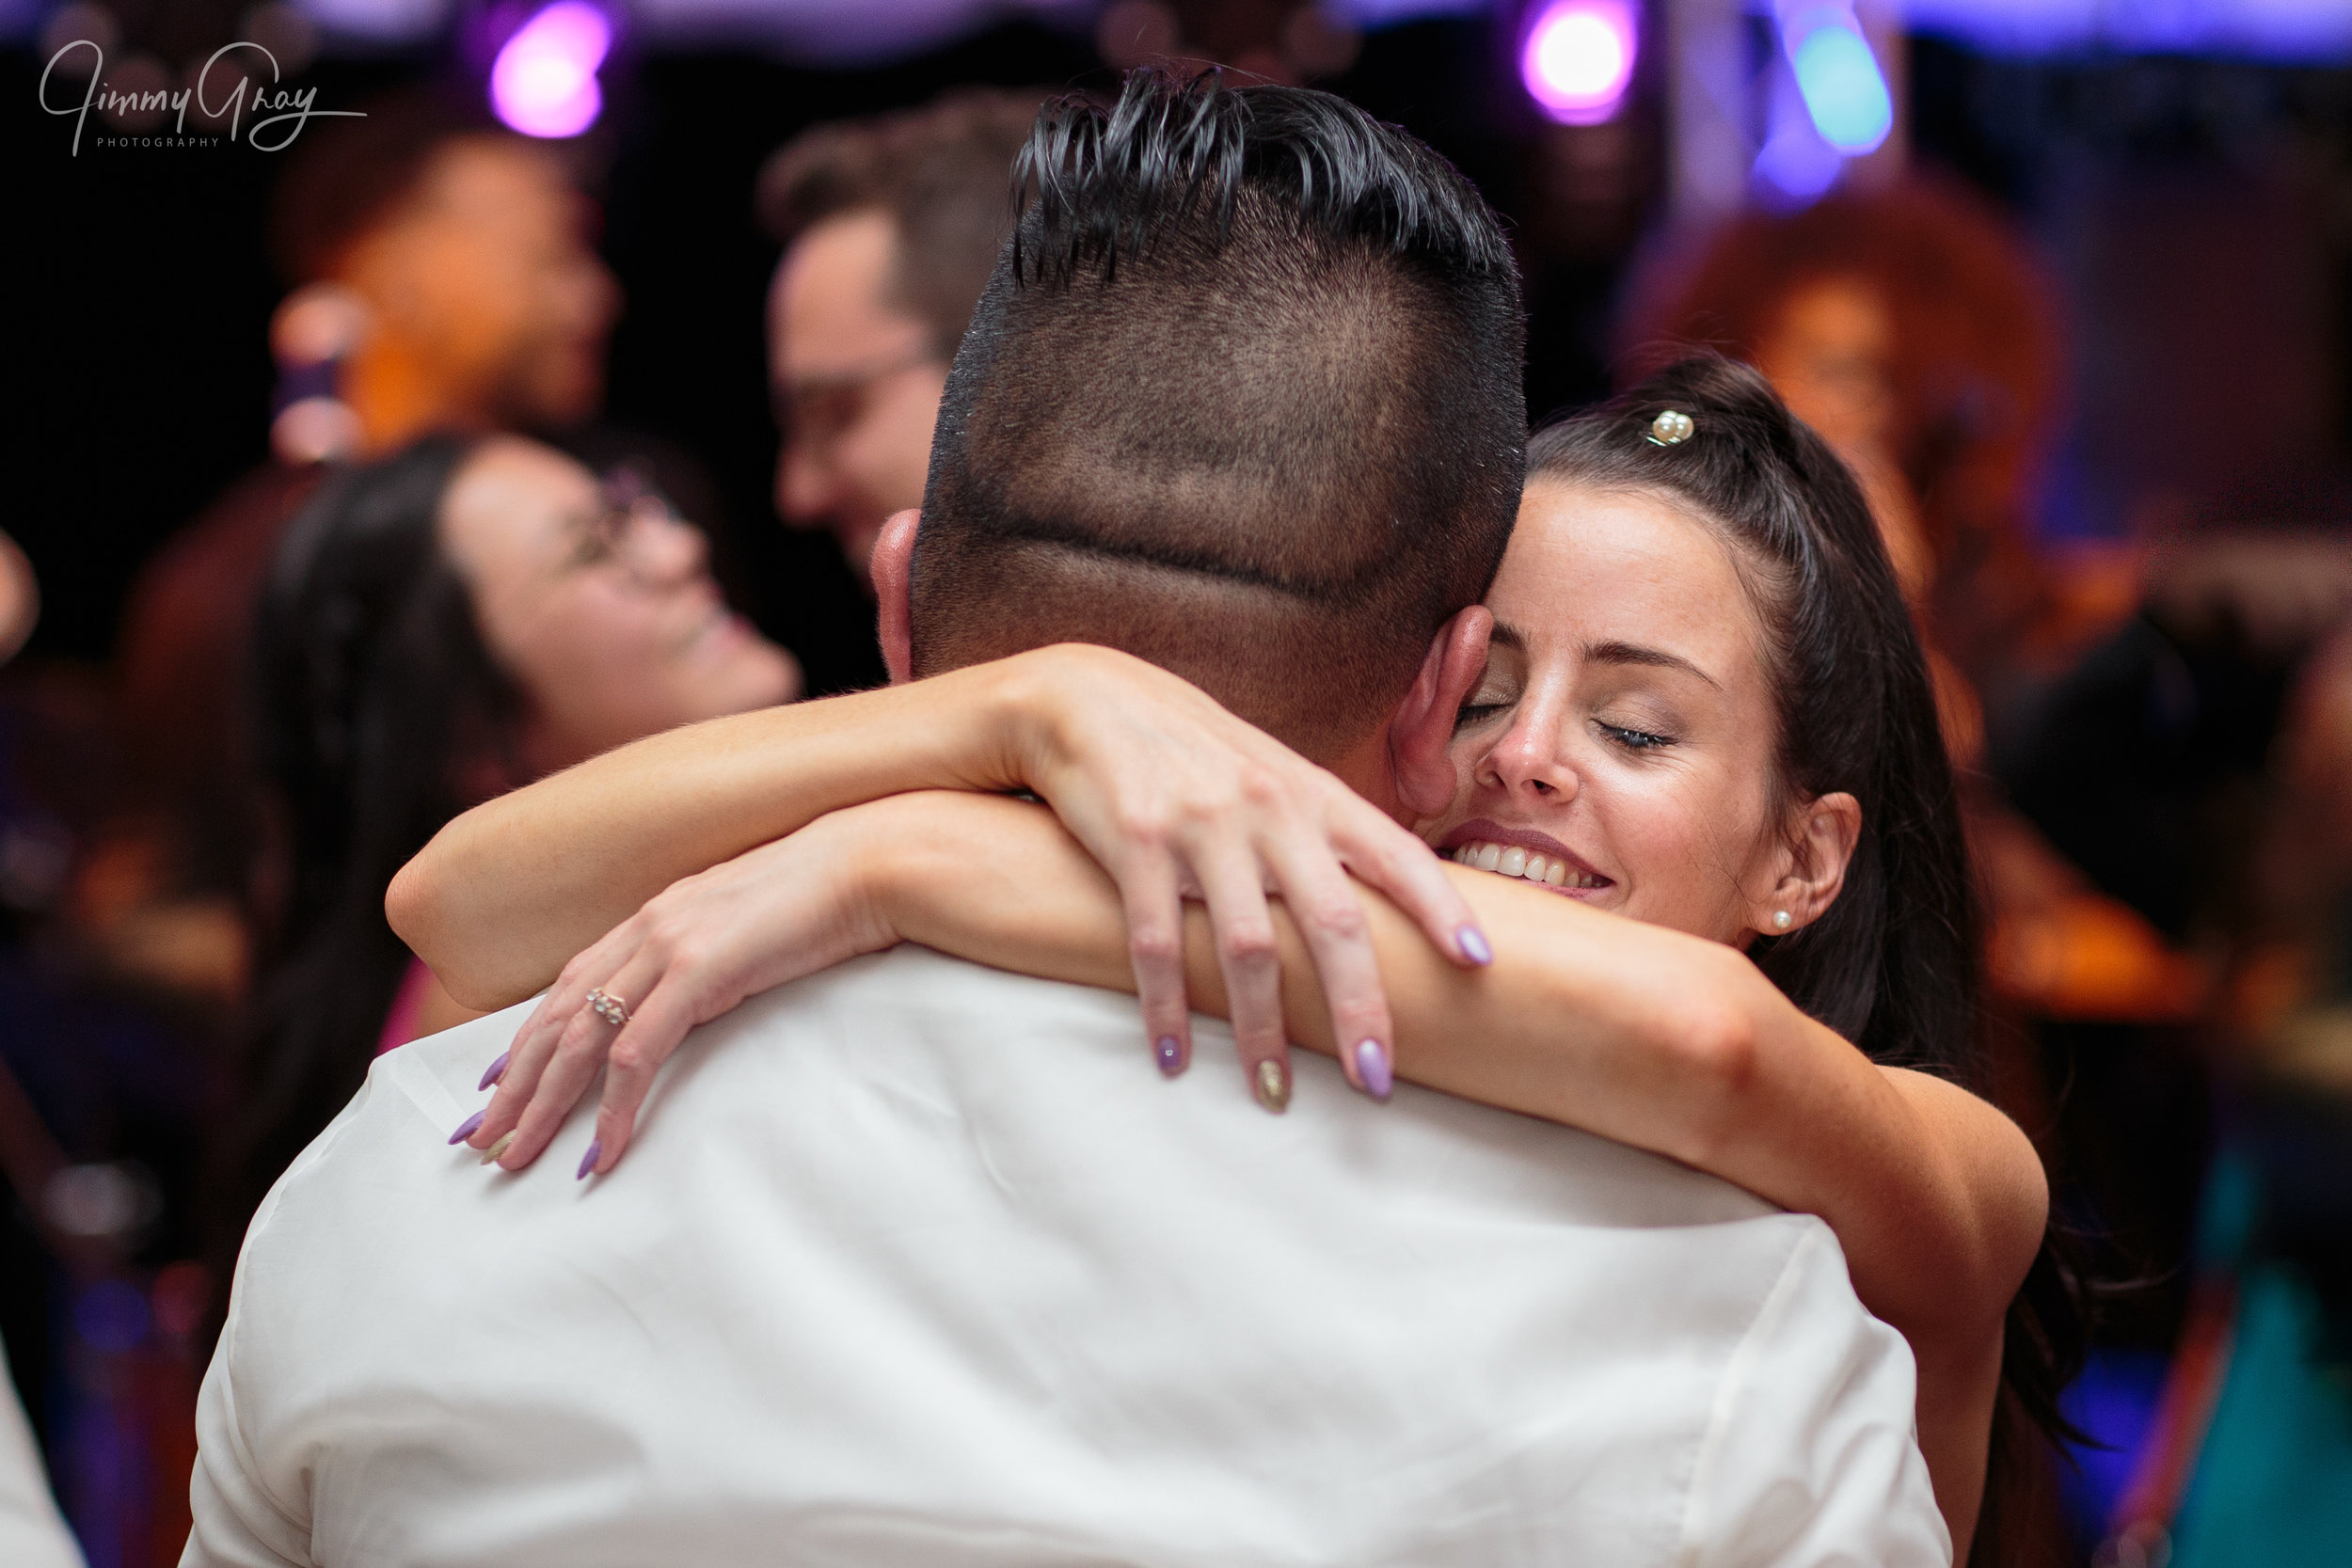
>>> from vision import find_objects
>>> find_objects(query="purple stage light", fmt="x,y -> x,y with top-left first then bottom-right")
1520,0 -> 1638,126
490,2 -> 612,139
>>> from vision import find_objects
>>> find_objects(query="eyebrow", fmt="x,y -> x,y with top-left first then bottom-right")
1583,639 -> 1722,690
1486,619 -> 1722,689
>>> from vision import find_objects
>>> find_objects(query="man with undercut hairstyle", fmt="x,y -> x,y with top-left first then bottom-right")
186,72 -> 1945,1566
910,86 -> 1521,753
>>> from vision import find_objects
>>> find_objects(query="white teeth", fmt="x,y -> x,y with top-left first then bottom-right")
1450,841 -> 1598,891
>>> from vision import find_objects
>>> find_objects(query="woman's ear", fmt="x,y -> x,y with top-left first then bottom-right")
1757,790 -> 1863,937
1388,605 -> 1490,819
872,510 -> 919,684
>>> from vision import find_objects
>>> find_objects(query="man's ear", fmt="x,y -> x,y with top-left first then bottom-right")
872,509 -> 919,685
1387,606 -> 1491,820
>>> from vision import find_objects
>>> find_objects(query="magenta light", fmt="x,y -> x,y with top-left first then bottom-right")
490,2 -> 612,139
1520,0 -> 1639,125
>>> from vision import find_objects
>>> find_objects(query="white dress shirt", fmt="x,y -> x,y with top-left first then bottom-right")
186,945 -> 1948,1567
2,1336 -> 84,1568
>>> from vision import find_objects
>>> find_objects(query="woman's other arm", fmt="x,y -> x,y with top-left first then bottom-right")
869,791 -> 2038,1552
479,785 -> 2031,1544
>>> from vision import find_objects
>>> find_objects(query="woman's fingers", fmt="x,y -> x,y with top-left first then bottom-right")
1332,801 -> 1491,970
1261,836 -> 1393,1101
495,945 -> 667,1170
470,933 -> 633,1151
580,983 -> 700,1176
1190,847 -> 1291,1112
1107,848 -> 1194,1077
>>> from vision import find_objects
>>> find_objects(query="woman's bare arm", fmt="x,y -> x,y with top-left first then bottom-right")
474,785 -> 2030,1546
867,791 -> 2038,1553
386,660 -> 1034,1009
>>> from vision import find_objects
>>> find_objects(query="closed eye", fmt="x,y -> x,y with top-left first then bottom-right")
1454,701 -> 1511,731
1598,721 -> 1674,751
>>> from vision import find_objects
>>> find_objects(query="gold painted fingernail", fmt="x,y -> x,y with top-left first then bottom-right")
1253,1057 -> 1291,1115
480,1132 -> 516,1165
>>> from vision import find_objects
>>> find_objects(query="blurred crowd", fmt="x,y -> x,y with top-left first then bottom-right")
6,58 -> 2352,1568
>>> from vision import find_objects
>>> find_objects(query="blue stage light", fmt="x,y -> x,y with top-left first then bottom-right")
1788,16 -> 1892,154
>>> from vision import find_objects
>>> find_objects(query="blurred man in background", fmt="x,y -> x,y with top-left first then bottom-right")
757,89 -> 1038,588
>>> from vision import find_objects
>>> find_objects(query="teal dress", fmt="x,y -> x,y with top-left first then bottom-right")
2170,1149 -> 2352,1566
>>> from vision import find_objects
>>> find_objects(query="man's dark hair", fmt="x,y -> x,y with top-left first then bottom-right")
913,68 -> 1525,759
757,87 -> 1045,358
270,90 -> 510,285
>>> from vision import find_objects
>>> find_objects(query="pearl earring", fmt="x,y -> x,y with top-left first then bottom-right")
1772,910 -> 1792,931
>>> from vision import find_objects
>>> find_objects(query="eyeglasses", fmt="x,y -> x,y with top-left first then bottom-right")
561,465 -> 684,578
771,344 -> 943,452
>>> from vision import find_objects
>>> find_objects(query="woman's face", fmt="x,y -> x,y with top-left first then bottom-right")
439,438 -> 801,775
1419,481 -> 1804,948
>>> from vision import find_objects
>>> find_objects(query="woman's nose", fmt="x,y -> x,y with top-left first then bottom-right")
1477,713 -> 1580,802
627,509 -> 708,587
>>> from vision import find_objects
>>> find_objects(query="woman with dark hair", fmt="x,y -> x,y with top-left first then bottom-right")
215,433 -> 799,1275
402,359 -> 2067,1560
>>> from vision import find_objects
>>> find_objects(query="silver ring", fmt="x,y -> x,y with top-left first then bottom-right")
584,988 -> 631,1027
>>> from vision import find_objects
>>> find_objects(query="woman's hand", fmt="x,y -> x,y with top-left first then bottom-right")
1000,645 -> 1491,1106
462,808 -> 901,1176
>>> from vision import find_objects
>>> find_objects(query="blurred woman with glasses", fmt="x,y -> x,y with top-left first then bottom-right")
207,435 -> 798,1313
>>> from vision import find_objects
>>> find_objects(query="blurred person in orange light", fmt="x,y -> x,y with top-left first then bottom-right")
264,97 -> 619,458
96,96 -> 621,1018
1621,180 -> 2201,1029
757,89 -> 1040,588
211,434 -> 796,1295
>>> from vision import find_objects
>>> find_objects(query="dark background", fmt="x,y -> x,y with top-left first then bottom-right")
6,16 -> 2350,687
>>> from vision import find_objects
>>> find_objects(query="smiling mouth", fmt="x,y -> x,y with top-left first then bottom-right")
1447,839 -> 1610,891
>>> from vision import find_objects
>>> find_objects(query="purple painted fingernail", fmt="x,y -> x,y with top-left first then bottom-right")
448,1110 -> 485,1146
1154,1036 -> 1184,1076
477,1050 -> 510,1091
576,1137 -> 602,1181
1456,924 -> 1493,966
1354,1038 -> 1393,1101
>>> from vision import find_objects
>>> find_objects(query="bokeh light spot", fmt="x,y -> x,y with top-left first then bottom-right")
1790,22 -> 1892,152
490,2 -> 612,139
1520,0 -> 1639,126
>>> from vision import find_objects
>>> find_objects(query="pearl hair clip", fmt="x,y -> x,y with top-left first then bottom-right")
1646,409 -> 1695,446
